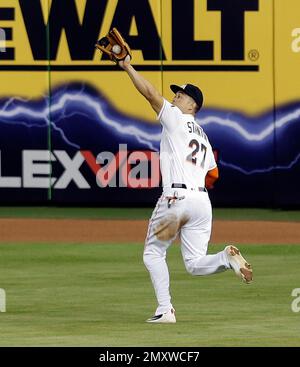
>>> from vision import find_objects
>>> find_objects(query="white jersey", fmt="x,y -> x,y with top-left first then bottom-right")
158,99 -> 217,191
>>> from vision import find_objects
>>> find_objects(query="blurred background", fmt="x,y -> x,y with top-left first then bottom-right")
0,0 -> 299,207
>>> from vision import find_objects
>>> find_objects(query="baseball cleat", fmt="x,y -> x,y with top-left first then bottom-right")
146,308 -> 176,323
225,245 -> 253,284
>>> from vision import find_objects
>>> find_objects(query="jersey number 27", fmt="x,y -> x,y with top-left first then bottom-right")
186,139 -> 207,168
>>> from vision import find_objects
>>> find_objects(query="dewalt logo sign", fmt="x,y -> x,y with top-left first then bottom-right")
0,0 -> 259,71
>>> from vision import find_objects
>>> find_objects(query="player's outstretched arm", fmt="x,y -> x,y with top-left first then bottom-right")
119,57 -> 164,114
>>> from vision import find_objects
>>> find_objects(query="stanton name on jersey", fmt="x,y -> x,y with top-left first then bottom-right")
186,121 -> 208,141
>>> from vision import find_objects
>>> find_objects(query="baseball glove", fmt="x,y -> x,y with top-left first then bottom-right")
95,28 -> 132,63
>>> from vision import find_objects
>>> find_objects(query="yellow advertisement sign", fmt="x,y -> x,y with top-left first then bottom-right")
0,0 -> 288,118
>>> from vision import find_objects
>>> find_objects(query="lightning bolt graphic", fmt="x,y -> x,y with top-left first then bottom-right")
220,151 -> 300,175
49,92 -> 161,150
0,90 -> 161,150
1,86 -> 299,176
198,108 -> 300,141
0,112 -> 80,149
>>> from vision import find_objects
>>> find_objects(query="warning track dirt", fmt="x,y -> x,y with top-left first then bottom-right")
0,219 -> 299,244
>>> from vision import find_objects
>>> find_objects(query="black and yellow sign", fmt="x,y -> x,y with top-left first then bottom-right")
0,0 -> 299,118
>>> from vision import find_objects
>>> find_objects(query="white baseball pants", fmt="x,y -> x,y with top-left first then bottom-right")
143,189 -> 230,315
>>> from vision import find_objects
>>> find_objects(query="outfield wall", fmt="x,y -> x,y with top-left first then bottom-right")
0,0 -> 299,207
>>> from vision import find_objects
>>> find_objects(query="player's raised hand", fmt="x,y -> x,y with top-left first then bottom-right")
118,54 -> 131,70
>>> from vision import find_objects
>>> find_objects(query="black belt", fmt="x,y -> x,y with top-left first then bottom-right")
171,183 -> 207,192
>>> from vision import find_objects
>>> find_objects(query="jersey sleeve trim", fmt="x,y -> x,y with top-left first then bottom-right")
208,163 -> 217,170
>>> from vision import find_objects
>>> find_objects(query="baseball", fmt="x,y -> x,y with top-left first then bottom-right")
112,44 -> 121,54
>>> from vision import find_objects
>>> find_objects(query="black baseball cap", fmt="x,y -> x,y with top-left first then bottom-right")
170,84 -> 203,110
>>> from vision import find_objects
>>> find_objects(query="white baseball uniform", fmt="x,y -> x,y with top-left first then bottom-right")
143,99 -> 231,315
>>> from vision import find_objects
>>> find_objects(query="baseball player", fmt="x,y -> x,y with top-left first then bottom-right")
119,57 -> 253,324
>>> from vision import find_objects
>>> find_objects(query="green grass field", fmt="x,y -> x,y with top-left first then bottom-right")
0,206 -> 300,221
1,242 -> 300,346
